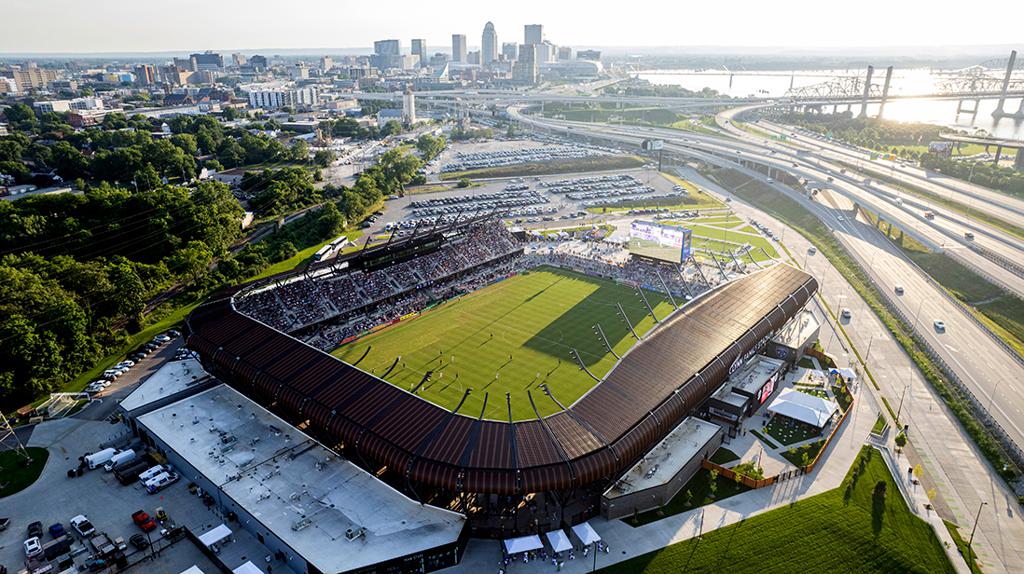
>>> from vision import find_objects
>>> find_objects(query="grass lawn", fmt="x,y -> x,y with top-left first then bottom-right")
710,448 -> 740,465
781,440 -> 826,467
765,416 -> 823,446
249,229 -> 363,281
333,266 -> 674,421
749,429 -> 778,449
602,447 -> 955,574
0,447 -> 49,498
943,520 -> 984,573
440,155 -> 645,180
630,468 -> 751,526
872,413 -> 888,435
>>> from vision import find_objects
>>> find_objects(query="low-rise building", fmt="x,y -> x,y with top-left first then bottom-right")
244,83 -> 319,109
134,384 -> 467,574
601,417 -> 722,520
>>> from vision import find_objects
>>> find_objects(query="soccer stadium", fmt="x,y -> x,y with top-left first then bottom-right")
184,216 -> 818,538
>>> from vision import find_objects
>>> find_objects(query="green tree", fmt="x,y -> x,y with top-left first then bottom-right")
313,149 -> 336,167
170,133 -> 199,156
289,139 -> 310,163
169,240 -> 213,282
134,163 -> 162,191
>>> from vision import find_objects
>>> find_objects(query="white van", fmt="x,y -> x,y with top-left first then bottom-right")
138,465 -> 170,484
145,472 -> 178,494
104,449 -> 136,472
85,448 -> 118,470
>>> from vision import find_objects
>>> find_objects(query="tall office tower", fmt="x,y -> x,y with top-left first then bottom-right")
502,42 -> 518,61
481,22 -> 498,65
524,24 -> 544,45
232,53 -> 247,67
451,34 -> 467,63
557,46 -> 572,60
190,52 -> 223,71
411,39 -> 427,65
374,39 -> 400,57
320,56 -> 333,71
133,64 -> 155,85
513,43 -> 538,84
372,39 -> 401,69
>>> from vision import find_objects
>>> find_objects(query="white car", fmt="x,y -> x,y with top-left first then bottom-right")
117,360 -> 135,368
70,515 -> 96,537
934,320 -> 946,332
841,308 -> 852,319
24,536 -> 42,558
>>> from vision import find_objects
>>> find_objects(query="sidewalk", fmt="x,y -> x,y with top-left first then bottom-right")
443,381 -> 876,573
683,165 -> 1024,572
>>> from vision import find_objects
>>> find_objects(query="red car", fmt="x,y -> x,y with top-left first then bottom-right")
131,511 -> 157,532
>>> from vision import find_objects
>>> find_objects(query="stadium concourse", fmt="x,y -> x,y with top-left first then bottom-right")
184,217 -> 819,538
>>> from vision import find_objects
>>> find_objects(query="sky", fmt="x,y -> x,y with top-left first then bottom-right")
2,0 -> 1022,54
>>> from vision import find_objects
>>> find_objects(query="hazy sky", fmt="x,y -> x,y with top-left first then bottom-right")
2,0 -> 1022,54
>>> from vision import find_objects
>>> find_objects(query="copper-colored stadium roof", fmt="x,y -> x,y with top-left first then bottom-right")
185,263 -> 817,494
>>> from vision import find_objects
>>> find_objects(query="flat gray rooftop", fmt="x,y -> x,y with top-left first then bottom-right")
137,385 -> 465,574
773,308 -> 819,349
120,357 -> 208,413
729,355 -> 785,395
604,416 -> 720,498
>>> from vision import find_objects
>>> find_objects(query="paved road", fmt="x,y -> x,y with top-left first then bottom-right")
683,166 -> 1024,573
515,108 -> 1024,452
512,108 -> 1024,571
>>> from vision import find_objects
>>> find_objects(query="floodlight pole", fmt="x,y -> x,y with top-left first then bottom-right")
616,303 -> 642,341
594,324 -> 620,360
636,289 -> 660,324
656,271 -> 679,309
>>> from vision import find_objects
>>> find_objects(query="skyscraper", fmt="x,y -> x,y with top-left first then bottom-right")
374,39 -> 400,56
451,34 -> 467,63
411,39 -> 427,65
513,43 -> 538,84
502,43 -> 518,61
481,22 -> 498,66
524,24 -> 544,45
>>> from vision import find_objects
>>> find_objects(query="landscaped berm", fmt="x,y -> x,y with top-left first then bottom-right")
599,447 -> 955,574
333,266 -> 673,421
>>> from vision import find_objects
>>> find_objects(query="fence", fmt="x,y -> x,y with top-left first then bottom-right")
702,380 -> 855,488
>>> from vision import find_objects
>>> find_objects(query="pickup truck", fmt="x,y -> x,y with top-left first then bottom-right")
89,532 -> 117,556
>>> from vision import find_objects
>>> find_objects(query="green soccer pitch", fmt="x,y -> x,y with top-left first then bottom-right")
332,265 -> 676,421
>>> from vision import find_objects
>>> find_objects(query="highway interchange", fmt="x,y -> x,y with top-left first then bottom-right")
499,98 -> 1024,572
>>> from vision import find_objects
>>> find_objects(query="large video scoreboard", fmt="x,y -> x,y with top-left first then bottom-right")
627,220 -> 692,264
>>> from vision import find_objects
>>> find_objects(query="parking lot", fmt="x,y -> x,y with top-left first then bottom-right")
1,348 -> 289,574
371,166 -> 682,236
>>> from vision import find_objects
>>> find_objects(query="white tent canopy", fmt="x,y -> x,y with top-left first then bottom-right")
767,388 -> 839,428
503,534 -> 543,555
180,567 -> 206,574
571,521 -> 601,546
232,562 -> 264,574
198,524 -> 232,548
545,529 -> 572,553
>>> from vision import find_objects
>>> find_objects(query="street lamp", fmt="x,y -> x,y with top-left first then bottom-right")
967,501 -> 987,572
895,384 -> 910,423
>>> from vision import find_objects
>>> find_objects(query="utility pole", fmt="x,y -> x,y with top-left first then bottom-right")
967,501 -> 987,572
895,384 -> 910,423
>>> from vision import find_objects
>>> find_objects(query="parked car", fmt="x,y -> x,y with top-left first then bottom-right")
145,471 -> 179,494
48,523 -> 66,538
137,465 -> 170,484
70,515 -> 96,537
24,536 -> 43,558
129,534 -> 149,550
27,521 -> 43,538
131,511 -> 157,533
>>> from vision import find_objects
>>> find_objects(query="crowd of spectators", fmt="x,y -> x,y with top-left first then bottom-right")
235,221 -> 520,333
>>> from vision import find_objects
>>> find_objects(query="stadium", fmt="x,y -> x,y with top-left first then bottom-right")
184,216 -> 818,538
